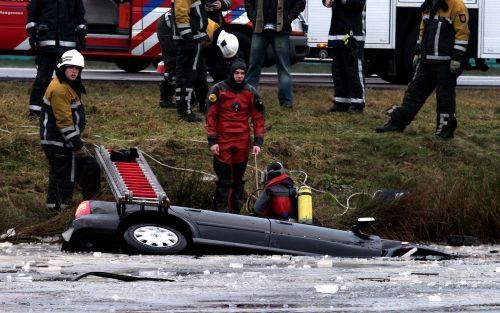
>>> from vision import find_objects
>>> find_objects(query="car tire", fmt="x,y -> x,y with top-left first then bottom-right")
122,223 -> 188,255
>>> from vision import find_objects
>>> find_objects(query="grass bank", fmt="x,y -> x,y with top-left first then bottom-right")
0,81 -> 498,243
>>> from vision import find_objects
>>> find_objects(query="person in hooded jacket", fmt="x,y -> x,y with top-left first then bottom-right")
376,0 -> 469,139
253,162 -> 295,220
40,49 -> 101,211
26,0 -> 86,120
323,0 -> 366,114
205,58 -> 265,214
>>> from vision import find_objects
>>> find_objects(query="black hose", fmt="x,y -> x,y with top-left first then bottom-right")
74,271 -> 175,282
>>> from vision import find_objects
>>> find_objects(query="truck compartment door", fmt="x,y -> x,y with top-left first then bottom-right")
365,0 -> 396,49
479,0 -> 500,58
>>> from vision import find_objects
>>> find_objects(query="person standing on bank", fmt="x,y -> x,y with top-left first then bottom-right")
40,50 -> 101,211
205,0 -> 232,27
171,0 -> 208,122
205,59 -> 265,214
26,0 -> 87,120
244,0 -> 305,109
324,0 -> 366,114
376,0 -> 469,139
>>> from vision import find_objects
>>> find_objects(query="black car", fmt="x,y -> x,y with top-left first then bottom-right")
61,200 -> 449,259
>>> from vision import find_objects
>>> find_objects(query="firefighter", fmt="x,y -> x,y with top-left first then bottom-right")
205,0 -> 232,27
253,162 -> 295,220
170,0 -> 208,122
40,50 -> 101,211
376,0 -> 469,139
205,59 -> 265,213
26,0 -> 86,120
157,14 -> 239,109
323,0 -> 366,114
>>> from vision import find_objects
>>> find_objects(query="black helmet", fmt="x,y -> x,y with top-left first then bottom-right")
261,162 -> 285,183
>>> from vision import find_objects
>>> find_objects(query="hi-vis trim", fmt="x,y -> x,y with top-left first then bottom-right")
132,32 -> 161,56
131,6 -> 169,56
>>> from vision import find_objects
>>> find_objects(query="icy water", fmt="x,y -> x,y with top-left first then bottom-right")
0,242 -> 499,312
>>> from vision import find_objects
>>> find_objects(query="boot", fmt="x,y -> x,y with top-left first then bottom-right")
376,119 -> 405,133
177,88 -> 202,122
435,112 -> 457,139
159,79 -> 176,109
229,181 -> 245,214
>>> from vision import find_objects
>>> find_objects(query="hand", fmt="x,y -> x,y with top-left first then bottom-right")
74,147 -> 90,158
76,28 -> 87,50
29,35 -> 38,52
450,60 -> 462,76
210,144 -> 219,156
324,0 -> 334,8
412,55 -> 420,68
252,146 -> 261,155
206,0 -> 222,10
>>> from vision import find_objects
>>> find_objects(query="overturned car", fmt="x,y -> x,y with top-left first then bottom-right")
61,146 -> 449,259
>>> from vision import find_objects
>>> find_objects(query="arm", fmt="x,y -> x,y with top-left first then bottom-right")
75,0 -> 87,49
244,0 -> 256,24
26,0 -> 41,50
287,0 -> 306,22
205,86 -> 220,150
50,89 -> 84,151
451,1 -> 469,62
249,88 -> 265,149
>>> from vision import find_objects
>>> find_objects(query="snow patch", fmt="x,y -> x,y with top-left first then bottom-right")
315,284 -> 339,294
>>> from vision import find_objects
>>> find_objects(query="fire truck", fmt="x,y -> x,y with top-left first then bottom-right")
304,0 -> 500,83
0,0 -> 308,72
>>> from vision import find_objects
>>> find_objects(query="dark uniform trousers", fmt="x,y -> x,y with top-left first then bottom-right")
157,17 -> 177,106
43,147 -> 101,210
29,53 -> 63,115
331,42 -> 365,111
175,41 -> 208,117
389,62 -> 457,135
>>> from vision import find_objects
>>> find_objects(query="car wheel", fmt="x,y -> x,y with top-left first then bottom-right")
122,223 -> 187,255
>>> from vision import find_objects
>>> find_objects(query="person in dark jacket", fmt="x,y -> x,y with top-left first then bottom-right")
26,0 -> 86,120
205,0 -> 232,27
40,50 -> 100,211
245,0 -> 305,108
205,59 -> 265,213
324,0 -> 366,114
253,162 -> 295,220
170,0 -> 208,122
376,0 -> 469,139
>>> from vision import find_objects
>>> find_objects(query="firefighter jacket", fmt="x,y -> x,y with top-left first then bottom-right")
171,0 -> 208,42
324,0 -> 366,48
253,174 -> 294,220
418,0 -> 469,62
40,77 -> 86,151
26,0 -> 86,53
205,81 -> 265,147
245,0 -> 305,33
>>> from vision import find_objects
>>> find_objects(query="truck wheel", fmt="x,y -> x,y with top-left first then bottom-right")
122,223 -> 188,255
115,60 -> 151,73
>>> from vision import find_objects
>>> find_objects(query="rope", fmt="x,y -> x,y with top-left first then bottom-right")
141,150 -> 217,180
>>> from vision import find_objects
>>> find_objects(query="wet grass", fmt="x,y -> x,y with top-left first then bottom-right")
0,80 -> 498,243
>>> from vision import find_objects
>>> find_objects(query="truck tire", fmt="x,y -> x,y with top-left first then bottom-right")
116,60 -> 151,73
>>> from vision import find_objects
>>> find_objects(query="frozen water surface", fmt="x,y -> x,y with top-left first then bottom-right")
0,243 -> 498,312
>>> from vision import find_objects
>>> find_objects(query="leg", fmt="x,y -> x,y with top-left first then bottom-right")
175,41 -> 202,122
228,141 -> 250,214
213,156 -> 233,212
193,59 -> 208,113
272,33 -> 293,106
435,62 -> 458,138
158,23 -> 177,109
75,155 -> 101,200
246,33 -> 269,89
330,47 -> 351,111
43,148 -> 75,210
349,43 -> 366,112
29,53 -> 60,116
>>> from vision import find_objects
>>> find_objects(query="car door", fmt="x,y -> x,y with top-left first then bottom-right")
176,207 -> 271,248
269,220 -> 382,257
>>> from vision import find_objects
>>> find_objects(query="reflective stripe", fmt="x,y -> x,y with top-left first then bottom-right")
42,113 -> 49,142
76,24 -> 86,30
426,55 -> 451,60
195,5 -> 203,29
177,23 -> 190,28
328,35 -> 365,41
26,22 -> 37,29
350,98 -> 364,104
192,43 -> 200,71
71,152 -> 75,183
454,45 -> 466,52
436,113 -> 450,134
47,203 -> 69,209
29,105 -> 42,111
43,97 -> 51,106
434,21 -> 442,56
334,97 -> 351,104
60,41 -> 77,47
64,131 -> 80,140
179,28 -> 192,35
455,40 -> 468,45
357,58 -> 365,103
191,1 -> 201,7
60,126 -> 76,132
41,140 -> 65,147
39,40 -> 56,46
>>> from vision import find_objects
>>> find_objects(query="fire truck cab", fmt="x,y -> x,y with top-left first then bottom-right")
0,0 -> 308,72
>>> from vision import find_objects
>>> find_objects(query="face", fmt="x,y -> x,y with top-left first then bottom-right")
64,66 -> 80,81
233,69 -> 245,84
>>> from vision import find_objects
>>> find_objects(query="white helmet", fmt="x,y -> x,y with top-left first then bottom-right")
216,30 -> 239,58
57,49 -> 85,68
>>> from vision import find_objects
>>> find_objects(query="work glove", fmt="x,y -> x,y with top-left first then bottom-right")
74,147 -> 90,158
27,27 -> 38,51
450,60 -> 462,76
76,27 -> 87,50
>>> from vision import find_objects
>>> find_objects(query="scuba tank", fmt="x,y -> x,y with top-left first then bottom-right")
297,186 -> 313,224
